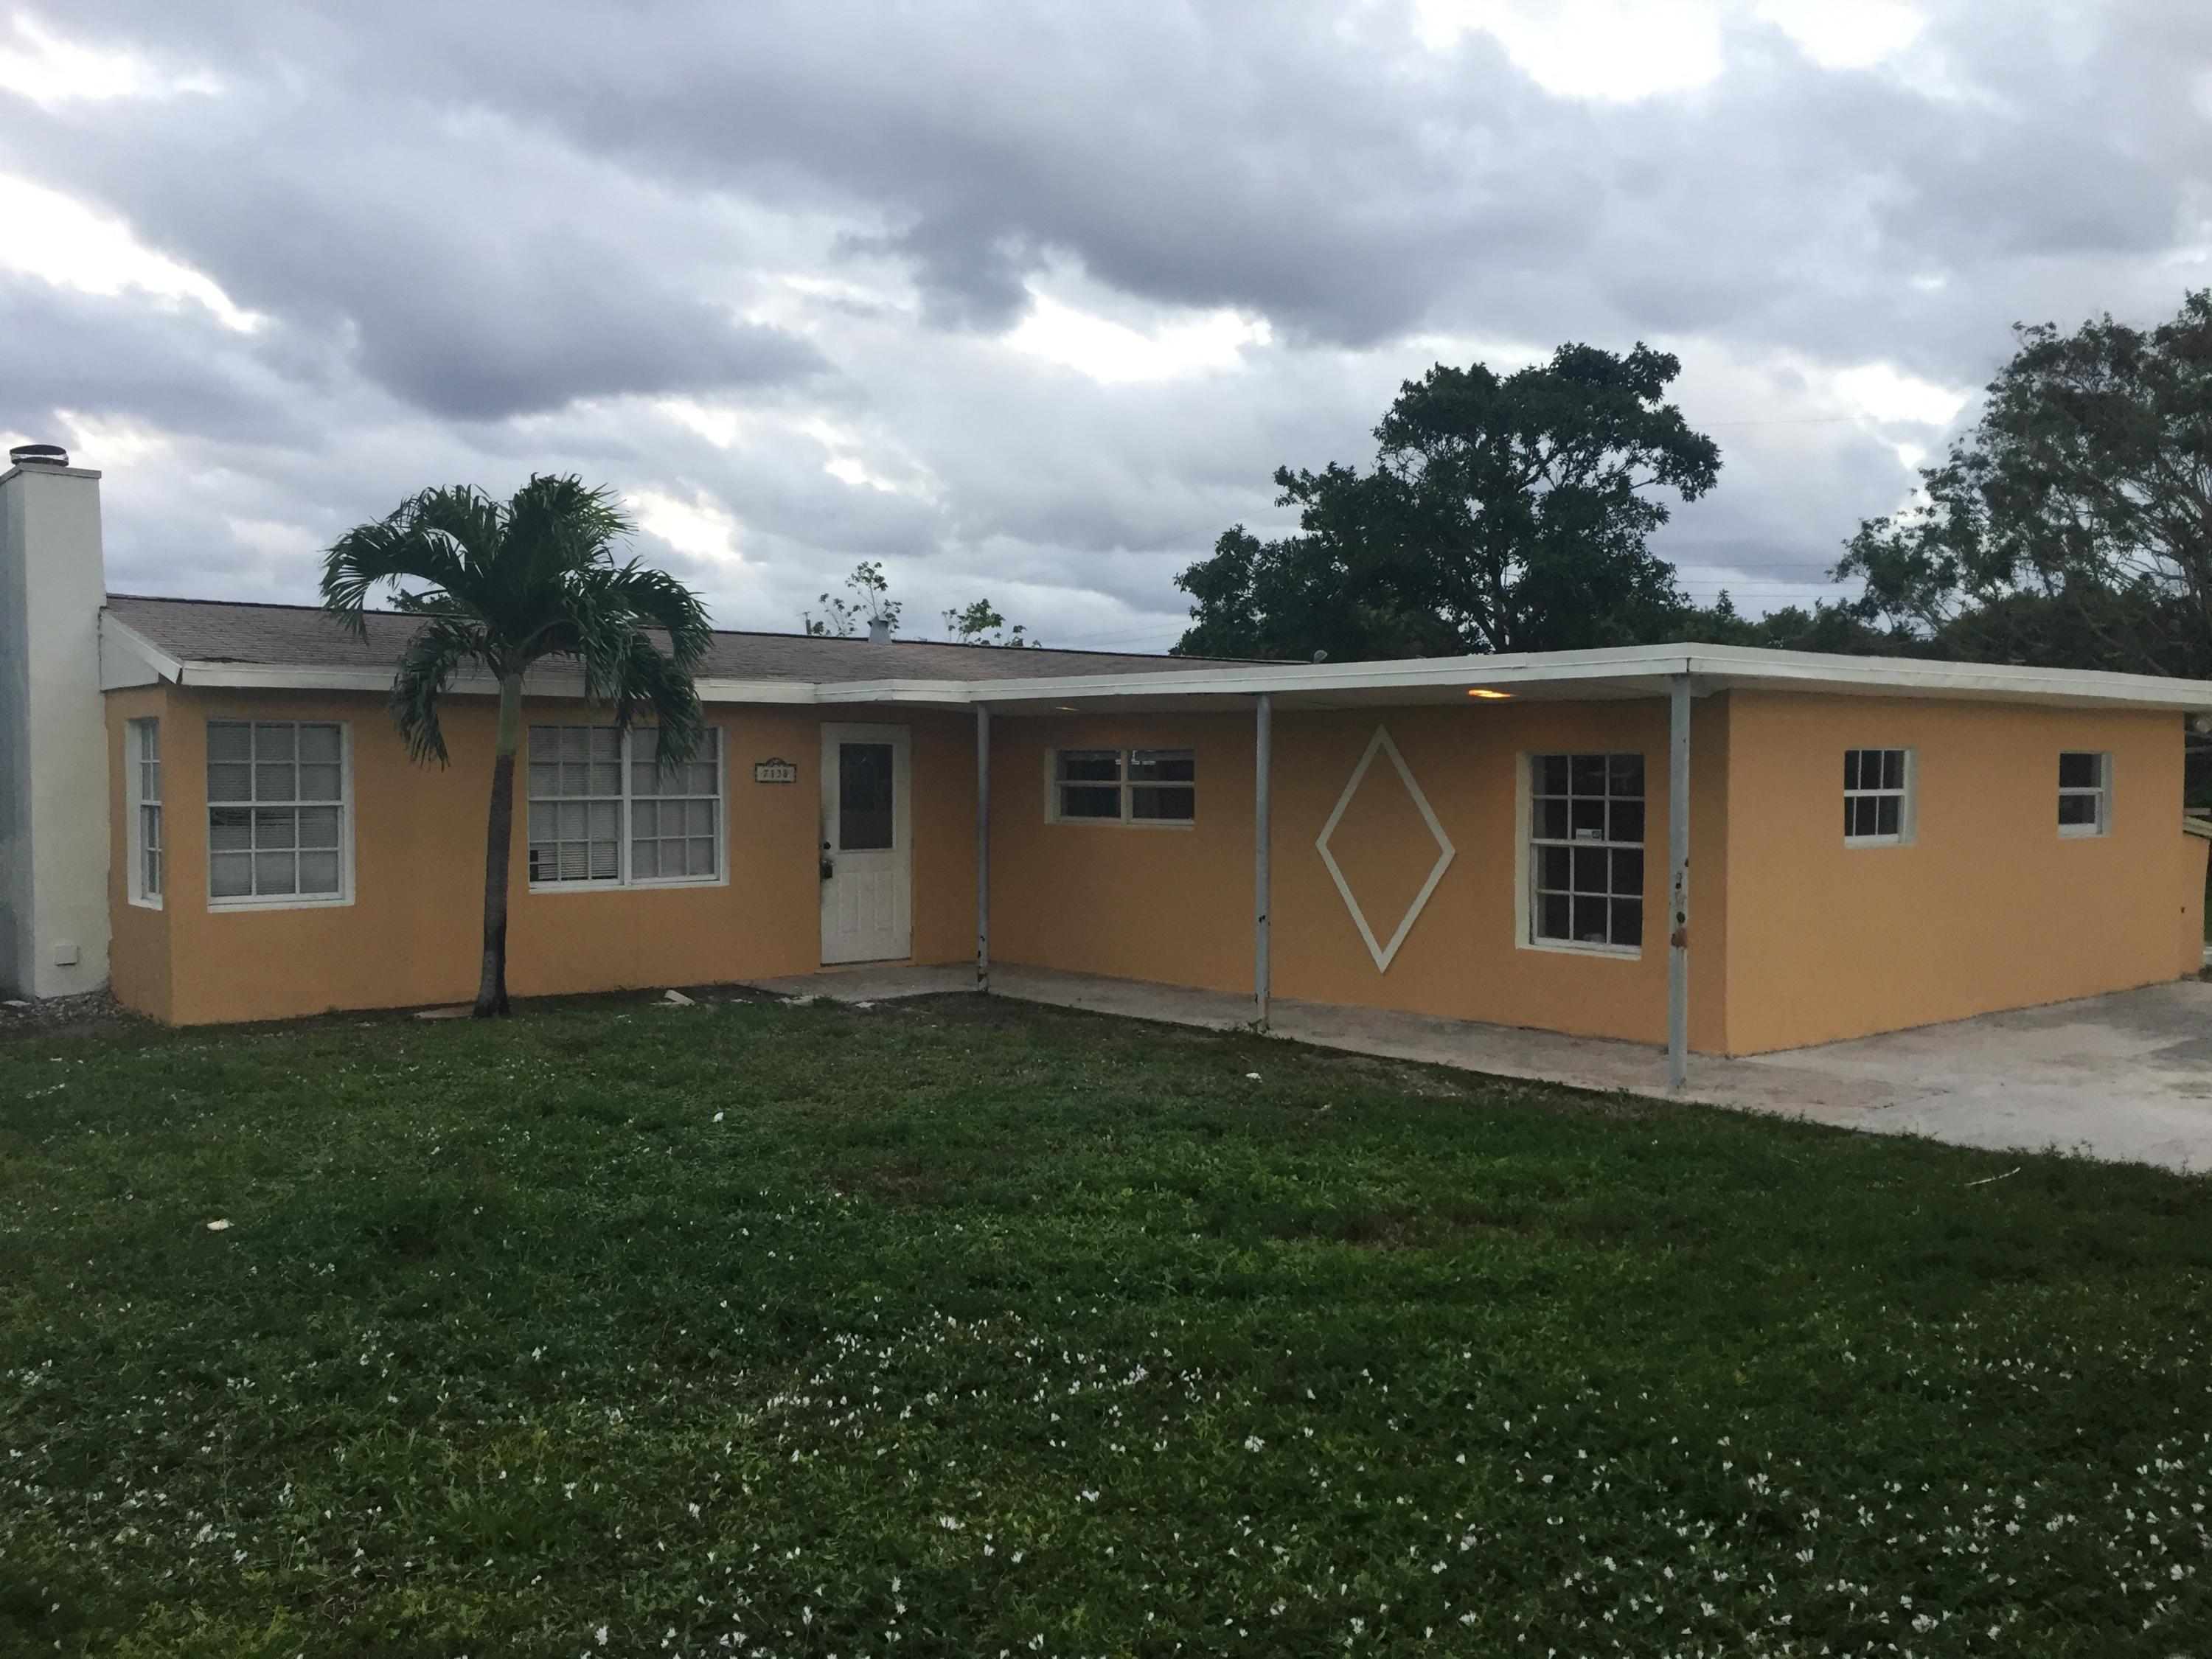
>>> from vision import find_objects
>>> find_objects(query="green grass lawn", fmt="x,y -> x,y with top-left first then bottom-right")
2,994 -> 2208,1658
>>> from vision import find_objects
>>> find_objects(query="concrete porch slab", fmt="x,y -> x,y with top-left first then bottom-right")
740,963 -> 2212,1174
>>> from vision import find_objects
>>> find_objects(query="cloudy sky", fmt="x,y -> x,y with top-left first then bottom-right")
3,1 -> 2208,651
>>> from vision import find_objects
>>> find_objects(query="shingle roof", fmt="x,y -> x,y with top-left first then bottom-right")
104,594 -> 1257,684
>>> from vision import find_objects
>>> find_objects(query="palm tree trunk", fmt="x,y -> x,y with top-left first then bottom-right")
473,673 -> 523,1016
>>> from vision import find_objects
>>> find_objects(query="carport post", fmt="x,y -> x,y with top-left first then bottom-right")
1255,692 -> 1273,1030
975,703 -> 990,993
1666,672 -> 1691,1092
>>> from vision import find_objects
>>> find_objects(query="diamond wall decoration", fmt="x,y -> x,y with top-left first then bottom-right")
1314,726 -> 1455,973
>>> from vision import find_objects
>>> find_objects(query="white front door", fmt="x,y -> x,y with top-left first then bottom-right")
819,723 -> 912,964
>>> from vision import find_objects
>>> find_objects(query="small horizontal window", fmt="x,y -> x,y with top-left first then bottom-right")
1843,748 -> 1913,846
1051,748 -> 1195,825
2058,751 -> 2110,838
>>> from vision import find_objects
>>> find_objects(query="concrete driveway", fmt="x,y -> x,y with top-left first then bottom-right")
742,964 -> 2212,1174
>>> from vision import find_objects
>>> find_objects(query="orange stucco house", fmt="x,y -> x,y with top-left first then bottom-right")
7,453 -> 2211,1079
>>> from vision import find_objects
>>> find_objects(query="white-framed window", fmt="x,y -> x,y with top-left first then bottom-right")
126,717 -> 161,908
1843,748 -> 1913,846
2059,751 -> 2112,838
1049,747 -> 1195,825
526,724 -> 724,888
206,720 -> 351,907
1527,751 -> 1644,953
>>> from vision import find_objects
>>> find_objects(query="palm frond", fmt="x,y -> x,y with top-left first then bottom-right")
386,612 -> 489,766
602,633 -> 708,771
329,474 -> 706,773
321,486 -> 495,639
599,560 -> 713,669
504,474 -> 633,594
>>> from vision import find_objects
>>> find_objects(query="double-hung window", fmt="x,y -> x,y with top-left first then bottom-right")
1528,752 -> 1644,952
1843,748 -> 1912,845
2058,751 -> 2111,837
206,720 -> 349,905
127,717 -> 161,907
1051,748 -> 1195,825
526,725 -> 724,888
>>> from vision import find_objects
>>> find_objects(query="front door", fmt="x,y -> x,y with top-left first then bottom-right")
819,723 -> 912,964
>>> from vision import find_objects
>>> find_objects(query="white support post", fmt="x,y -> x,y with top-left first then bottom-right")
1254,692 -> 1272,1030
975,703 -> 990,993
1666,672 -> 1691,1092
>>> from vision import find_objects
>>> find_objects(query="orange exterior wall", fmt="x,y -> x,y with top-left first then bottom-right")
1717,692 -> 2193,1053
108,686 -> 975,1025
108,681 -> 2201,1045
987,700 -> 1730,1050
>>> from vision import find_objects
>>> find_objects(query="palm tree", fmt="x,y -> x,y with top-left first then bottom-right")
321,475 -> 711,1015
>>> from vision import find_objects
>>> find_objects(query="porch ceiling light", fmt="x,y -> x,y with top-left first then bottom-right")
1314,726 -> 1455,975
1466,688 -> 1511,699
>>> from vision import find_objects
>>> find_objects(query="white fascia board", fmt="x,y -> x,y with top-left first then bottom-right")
175,662 -> 403,692
964,648 -> 1692,706
155,658 -> 821,705
98,613 -> 181,689
1679,646 -> 2212,710
694,678 -> 818,704
961,642 -> 2212,712
97,630 -> 2212,715
813,678 -> 983,706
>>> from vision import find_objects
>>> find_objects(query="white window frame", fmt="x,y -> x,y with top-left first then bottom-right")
2058,751 -> 2112,838
126,717 -> 162,910
205,719 -> 355,911
525,724 -> 728,892
1045,746 -> 1196,828
1517,751 -> 1646,959
1843,747 -> 1916,848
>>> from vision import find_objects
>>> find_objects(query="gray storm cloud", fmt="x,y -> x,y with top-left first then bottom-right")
4,0 -> 2208,646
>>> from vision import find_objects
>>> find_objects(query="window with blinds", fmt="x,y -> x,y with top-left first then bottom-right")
526,725 -> 723,887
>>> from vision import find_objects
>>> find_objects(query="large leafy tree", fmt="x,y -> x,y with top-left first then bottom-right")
322,476 -> 711,1016
1175,344 -> 1722,661
1838,291 -> 2212,678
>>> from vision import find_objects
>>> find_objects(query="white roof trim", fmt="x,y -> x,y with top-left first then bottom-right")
965,643 -> 2212,711
95,622 -> 2212,714
98,613 -> 180,689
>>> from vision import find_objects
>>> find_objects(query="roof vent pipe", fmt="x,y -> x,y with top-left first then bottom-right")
8,443 -> 68,468
868,616 -> 891,645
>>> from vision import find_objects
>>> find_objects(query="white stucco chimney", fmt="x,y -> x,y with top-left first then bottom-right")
0,446 -> 111,998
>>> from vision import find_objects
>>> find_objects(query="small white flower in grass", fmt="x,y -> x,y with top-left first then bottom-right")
596,1628 -> 608,1647
939,1516 -> 964,1530
713,1111 -> 724,1122
206,1219 -> 231,1232
1244,1436 -> 1265,1453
